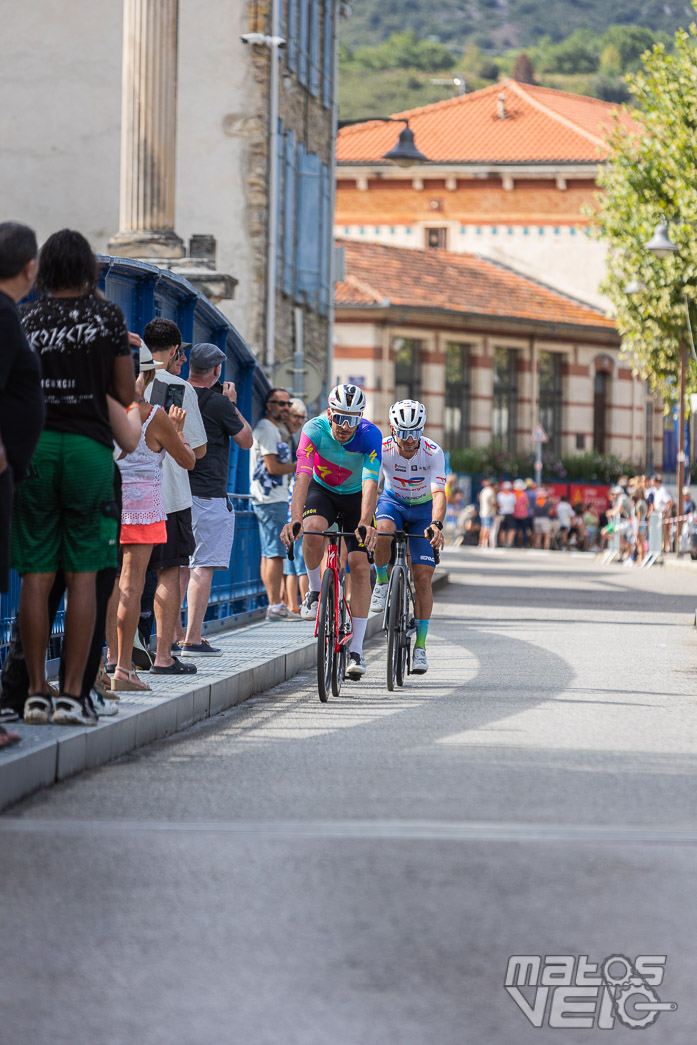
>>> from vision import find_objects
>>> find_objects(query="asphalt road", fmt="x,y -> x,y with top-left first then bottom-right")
2,549 -> 696,1044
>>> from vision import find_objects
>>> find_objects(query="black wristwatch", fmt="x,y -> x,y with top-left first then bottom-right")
430,520 -> 443,531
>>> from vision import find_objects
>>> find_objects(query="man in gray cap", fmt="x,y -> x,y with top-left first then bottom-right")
180,343 -> 253,655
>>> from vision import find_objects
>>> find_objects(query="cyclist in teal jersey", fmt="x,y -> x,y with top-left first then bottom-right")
281,383 -> 382,678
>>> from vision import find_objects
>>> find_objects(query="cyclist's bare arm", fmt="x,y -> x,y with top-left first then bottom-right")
356,478 -> 379,551
426,489 -> 447,548
280,470 -> 311,547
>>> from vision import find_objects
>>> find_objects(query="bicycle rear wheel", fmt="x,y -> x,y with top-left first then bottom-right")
386,566 -> 404,692
317,569 -> 336,703
332,574 -> 349,698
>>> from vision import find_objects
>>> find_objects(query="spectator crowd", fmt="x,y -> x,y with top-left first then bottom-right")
444,473 -> 688,562
0,220 -> 310,747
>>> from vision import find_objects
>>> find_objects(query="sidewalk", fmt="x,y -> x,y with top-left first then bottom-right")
0,571 -> 449,811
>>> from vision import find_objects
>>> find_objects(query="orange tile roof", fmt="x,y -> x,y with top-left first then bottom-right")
335,239 -> 617,331
337,79 -> 637,165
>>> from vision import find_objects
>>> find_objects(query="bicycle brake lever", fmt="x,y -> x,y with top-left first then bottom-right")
357,525 -> 375,565
426,526 -> 440,566
287,520 -> 302,562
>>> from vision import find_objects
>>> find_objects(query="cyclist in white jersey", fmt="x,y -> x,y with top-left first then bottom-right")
370,400 -> 446,674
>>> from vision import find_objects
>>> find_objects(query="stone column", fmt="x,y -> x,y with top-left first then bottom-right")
108,0 -> 184,257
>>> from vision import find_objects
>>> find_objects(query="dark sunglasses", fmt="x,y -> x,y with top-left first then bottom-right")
331,410 -> 362,428
270,399 -> 291,407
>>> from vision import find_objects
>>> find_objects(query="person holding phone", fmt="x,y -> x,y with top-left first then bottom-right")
141,319 -> 207,675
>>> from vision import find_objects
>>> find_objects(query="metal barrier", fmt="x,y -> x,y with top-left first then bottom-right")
601,523 -> 621,565
1,257 -> 271,655
641,512 -> 665,568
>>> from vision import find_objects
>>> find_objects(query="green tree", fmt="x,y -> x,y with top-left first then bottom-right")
593,5 -> 697,398
599,43 -> 621,76
603,24 -> 659,71
352,29 -> 455,72
542,29 -> 602,74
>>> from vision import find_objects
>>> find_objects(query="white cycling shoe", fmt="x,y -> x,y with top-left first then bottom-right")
347,652 -> 366,678
300,590 -> 320,620
411,647 -> 428,674
369,582 -> 388,614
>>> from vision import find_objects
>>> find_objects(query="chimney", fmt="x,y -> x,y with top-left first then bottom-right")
498,91 -> 507,119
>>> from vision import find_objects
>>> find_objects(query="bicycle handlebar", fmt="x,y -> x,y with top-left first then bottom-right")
383,527 -> 440,566
286,522 -> 374,564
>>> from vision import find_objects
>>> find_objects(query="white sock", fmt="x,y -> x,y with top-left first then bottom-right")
307,566 -> 322,592
350,616 -> 368,654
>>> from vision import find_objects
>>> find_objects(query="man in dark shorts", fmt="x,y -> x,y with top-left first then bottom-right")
180,342 -> 252,656
281,384 -> 381,679
14,229 -> 135,726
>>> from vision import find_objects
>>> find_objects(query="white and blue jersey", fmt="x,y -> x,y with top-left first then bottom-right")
377,436 -> 446,567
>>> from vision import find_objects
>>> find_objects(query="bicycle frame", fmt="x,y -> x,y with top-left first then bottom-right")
315,534 -> 353,650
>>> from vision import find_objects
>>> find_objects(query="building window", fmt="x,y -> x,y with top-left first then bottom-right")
309,0 -> 320,96
492,347 -> 518,452
298,0 -> 309,86
593,371 -> 609,453
426,227 -> 448,249
286,0 -> 298,72
538,351 -> 563,456
321,0 -> 335,108
444,342 -> 471,451
393,338 -> 422,402
645,395 -> 655,473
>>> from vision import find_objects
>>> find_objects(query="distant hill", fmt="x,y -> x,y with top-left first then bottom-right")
340,0 -> 695,52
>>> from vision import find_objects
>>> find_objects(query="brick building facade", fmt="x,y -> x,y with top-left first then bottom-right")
334,241 -> 659,468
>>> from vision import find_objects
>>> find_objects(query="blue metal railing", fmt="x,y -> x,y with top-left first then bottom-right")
1,257 -> 271,652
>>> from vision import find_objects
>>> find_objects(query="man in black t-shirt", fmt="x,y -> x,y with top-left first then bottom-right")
0,222 -> 43,597
179,342 -> 252,656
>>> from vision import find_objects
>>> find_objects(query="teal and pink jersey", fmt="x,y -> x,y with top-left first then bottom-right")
295,415 -> 382,494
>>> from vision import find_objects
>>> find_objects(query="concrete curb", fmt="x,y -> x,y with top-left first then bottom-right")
0,571 -> 449,811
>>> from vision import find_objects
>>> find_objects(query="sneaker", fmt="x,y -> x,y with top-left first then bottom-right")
171,641 -> 183,655
266,605 -> 302,622
52,695 -> 98,727
180,639 -> 223,657
346,652 -> 366,679
369,582 -> 388,614
412,647 -> 428,674
300,590 -> 320,621
90,687 -> 119,717
23,694 -> 53,725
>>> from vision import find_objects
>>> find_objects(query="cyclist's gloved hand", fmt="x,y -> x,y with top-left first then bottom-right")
280,521 -> 302,548
357,523 -> 378,553
426,526 -> 444,549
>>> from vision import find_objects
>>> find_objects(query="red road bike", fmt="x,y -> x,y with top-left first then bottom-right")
288,515 -> 372,703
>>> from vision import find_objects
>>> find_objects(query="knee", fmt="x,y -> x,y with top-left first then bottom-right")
348,556 -> 369,582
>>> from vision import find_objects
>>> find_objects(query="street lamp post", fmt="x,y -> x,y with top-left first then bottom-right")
643,218 -> 687,539
337,116 -> 429,167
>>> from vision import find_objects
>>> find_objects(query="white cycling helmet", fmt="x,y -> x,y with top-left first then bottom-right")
328,383 -> 366,414
389,399 -> 426,432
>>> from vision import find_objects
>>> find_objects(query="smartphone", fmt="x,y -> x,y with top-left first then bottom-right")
164,384 -> 185,411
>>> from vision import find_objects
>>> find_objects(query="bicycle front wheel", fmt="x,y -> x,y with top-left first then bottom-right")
317,569 -> 336,703
332,575 -> 348,698
386,566 -> 404,692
